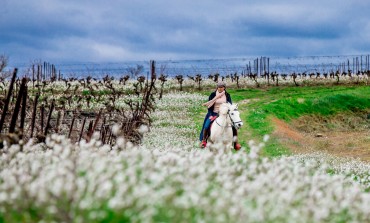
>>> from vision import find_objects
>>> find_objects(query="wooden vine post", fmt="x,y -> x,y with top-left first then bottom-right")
0,68 -> 17,133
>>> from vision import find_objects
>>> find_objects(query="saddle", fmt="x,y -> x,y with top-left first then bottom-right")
209,115 -> 217,122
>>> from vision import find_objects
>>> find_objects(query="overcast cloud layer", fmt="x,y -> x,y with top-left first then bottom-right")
1,0 -> 370,65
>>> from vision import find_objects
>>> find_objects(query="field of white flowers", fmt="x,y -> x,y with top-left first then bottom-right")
0,91 -> 370,222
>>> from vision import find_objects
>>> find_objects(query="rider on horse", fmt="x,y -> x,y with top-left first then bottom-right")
199,81 -> 241,150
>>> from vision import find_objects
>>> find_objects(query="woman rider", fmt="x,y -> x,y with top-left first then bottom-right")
199,81 -> 241,150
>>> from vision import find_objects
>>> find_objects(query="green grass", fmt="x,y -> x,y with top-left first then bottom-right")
194,85 -> 370,157
264,93 -> 370,120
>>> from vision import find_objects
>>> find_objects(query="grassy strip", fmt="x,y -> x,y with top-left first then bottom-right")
264,92 -> 370,121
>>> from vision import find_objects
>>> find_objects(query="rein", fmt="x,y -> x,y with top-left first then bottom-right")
215,119 -> 232,128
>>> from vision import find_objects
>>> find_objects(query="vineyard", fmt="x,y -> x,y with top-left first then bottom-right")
0,58 -> 370,222
1,61 -> 369,148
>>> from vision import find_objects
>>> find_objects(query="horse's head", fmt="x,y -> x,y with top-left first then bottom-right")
227,103 -> 243,129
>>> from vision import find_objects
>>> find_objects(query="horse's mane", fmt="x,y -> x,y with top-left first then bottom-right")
219,103 -> 230,115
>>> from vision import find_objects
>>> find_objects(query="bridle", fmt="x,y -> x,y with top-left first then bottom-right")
215,108 -> 242,128
228,108 -> 243,129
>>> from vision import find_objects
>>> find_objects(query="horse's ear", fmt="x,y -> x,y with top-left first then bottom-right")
235,104 -> 238,109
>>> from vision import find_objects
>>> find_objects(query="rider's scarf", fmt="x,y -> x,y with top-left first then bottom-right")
202,90 -> 226,109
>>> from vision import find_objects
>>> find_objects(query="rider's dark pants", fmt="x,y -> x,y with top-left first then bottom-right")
232,127 -> 237,136
204,117 -> 212,130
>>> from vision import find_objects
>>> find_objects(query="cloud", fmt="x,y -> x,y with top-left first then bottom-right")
1,0 -> 370,66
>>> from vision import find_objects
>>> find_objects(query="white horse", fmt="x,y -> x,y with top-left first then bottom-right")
208,103 -> 243,152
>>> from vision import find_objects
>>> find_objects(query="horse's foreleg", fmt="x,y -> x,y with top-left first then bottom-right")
208,125 -> 219,144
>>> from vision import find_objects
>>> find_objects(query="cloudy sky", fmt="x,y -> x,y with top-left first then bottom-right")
1,0 -> 370,66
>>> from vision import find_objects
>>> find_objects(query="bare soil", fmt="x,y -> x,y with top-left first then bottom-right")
271,113 -> 370,161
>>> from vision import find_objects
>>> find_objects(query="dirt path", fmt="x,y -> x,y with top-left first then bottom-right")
272,117 -> 370,162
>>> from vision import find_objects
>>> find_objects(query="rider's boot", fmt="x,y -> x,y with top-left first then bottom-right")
234,142 -> 242,151
200,129 -> 209,148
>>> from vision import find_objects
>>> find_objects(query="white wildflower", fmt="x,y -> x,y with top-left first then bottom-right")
138,124 -> 149,134
263,134 -> 270,142
111,124 -> 121,136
